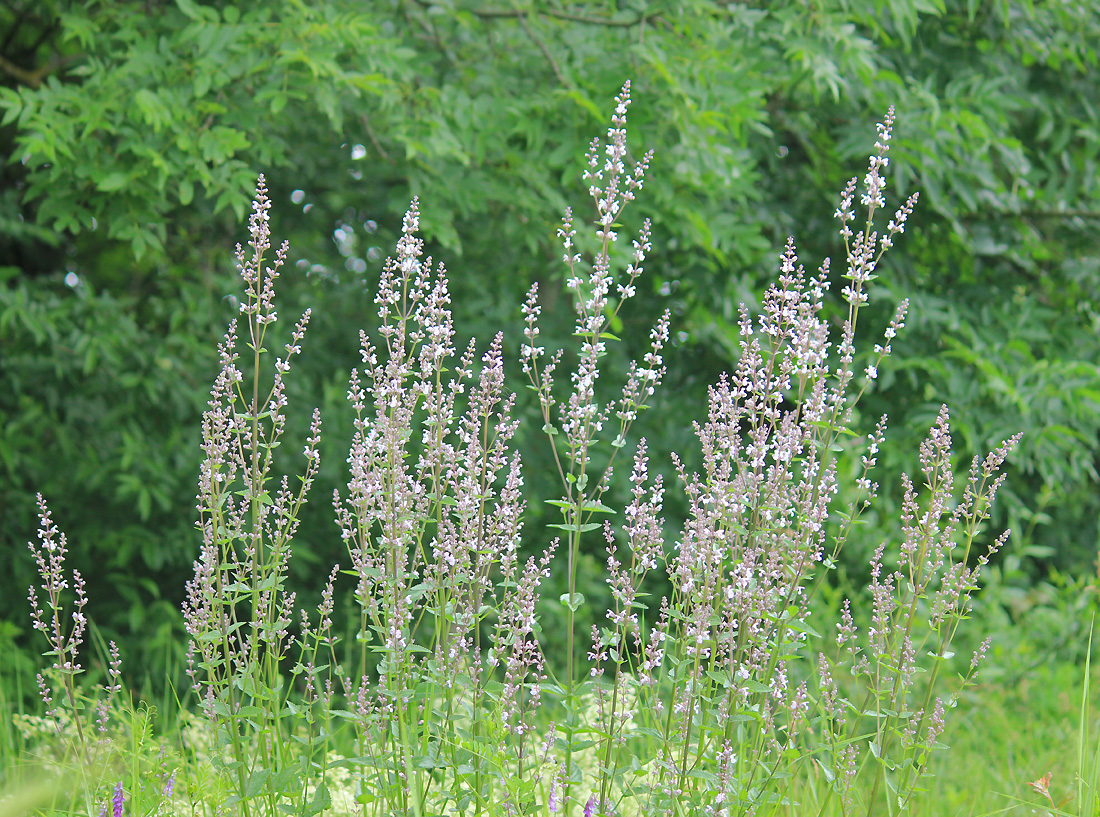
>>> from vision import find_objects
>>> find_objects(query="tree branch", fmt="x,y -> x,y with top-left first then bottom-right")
516,11 -> 570,88
0,51 -> 78,89
1,8 -> 26,54
406,0 -> 659,28
26,16 -> 61,55
475,7 -> 659,27
360,113 -> 392,162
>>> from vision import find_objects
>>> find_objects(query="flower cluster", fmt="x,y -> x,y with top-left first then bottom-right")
23,87 -> 1021,817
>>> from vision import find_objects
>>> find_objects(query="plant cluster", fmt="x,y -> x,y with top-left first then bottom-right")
7,0 -> 1100,692
18,87 -> 1020,817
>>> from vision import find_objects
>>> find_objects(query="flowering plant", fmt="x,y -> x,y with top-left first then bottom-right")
26,83 -> 1017,817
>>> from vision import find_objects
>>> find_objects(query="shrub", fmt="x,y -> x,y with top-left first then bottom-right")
20,85 -> 1018,817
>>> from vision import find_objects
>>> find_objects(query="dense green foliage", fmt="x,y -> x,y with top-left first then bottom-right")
2,0 -> 1100,693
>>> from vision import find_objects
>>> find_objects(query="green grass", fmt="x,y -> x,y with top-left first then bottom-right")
2,622 -> 1098,817
921,650 -> 1099,816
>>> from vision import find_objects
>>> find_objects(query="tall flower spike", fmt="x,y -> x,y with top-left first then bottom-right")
112,782 -> 124,817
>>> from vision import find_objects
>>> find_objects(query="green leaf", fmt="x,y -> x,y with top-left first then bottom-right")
194,72 -> 212,99
96,172 -> 130,192
0,88 -> 21,127
784,618 -> 822,638
303,782 -> 331,816
548,522 -> 602,533
176,0 -> 202,19
559,89 -> 602,120
705,669 -> 731,687
559,593 -> 585,612
133,88 -> 168,131
244,768 -> 271,798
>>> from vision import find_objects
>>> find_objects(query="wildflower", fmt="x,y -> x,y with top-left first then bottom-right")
965,637 -> 992,675
161,769 -> 177,798
1027,772 -> 1055,807
112,782 -> 124,817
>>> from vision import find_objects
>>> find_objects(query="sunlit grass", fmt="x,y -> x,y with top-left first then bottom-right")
920,650 -> 1098,816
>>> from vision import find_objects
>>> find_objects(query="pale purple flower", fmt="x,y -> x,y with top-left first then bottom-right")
970,635 -> 993,673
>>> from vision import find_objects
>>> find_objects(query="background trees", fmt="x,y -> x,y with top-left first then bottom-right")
3,0 -> 1099,684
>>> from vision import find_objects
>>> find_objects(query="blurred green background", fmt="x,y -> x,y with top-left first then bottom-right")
1,2 -> 1099,802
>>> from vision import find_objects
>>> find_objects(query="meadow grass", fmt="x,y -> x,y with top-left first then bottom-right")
918,648 -> 1098,815
6,84 -> 1078,817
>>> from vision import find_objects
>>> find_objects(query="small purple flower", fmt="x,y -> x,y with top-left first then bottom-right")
548,778 -> 558,813
112,782 -> 125,817
161,769 -> 177,799
584,794 -> 597,817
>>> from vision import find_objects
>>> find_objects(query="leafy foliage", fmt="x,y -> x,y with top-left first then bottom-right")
1,0 -> 1099,682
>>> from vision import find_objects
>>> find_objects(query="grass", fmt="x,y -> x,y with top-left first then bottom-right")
2,644 -> 1099,816
923,655 -> 1098,815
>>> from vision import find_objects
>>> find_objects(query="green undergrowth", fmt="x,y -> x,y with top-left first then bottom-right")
928,657 -> 1099,816
2,628 -> 1099,817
